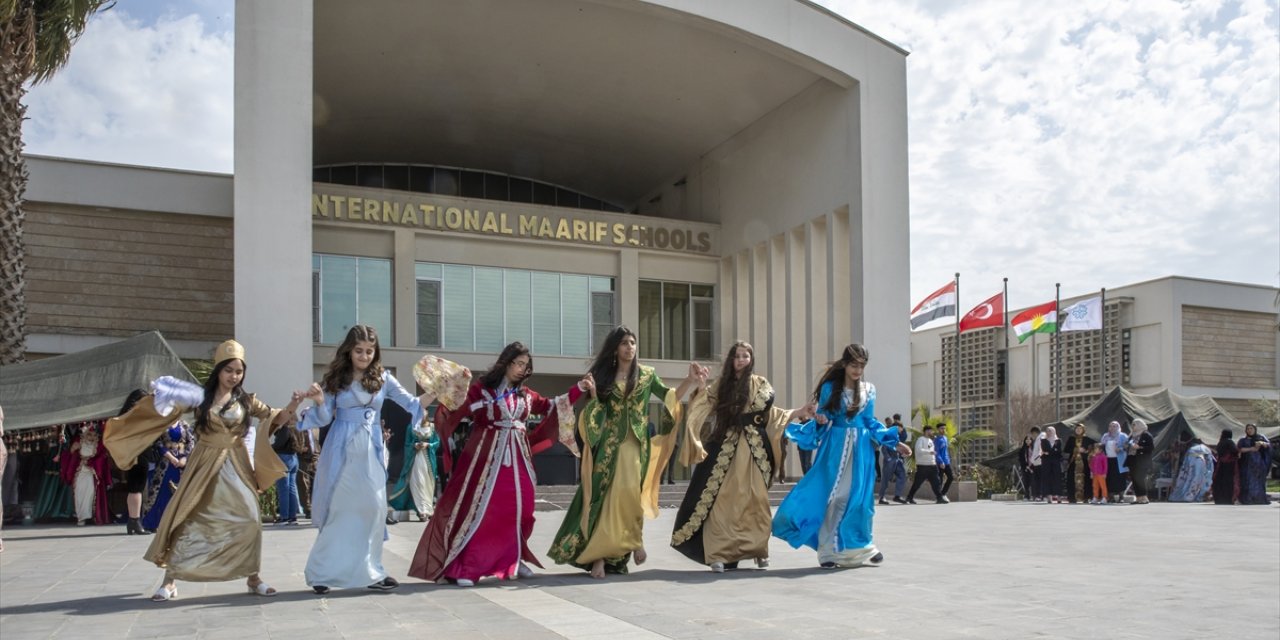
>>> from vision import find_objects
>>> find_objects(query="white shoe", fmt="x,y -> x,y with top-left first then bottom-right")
151,585 -> 177,602
710,562 -> 725,573
516,563 -> 534,579
456,579 -> 475,588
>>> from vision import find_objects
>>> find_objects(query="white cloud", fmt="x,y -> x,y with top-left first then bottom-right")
23,9 -> 233,173
20,1 -> 1279,315
820,0 -> 1279,314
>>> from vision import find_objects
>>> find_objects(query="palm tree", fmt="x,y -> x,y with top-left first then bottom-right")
910,400 -> 997,466
0,0 -> 113,364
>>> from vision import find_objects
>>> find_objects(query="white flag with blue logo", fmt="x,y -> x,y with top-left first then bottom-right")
1060,296 -> 1102,332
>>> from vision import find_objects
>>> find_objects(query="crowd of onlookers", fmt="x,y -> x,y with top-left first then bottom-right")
1017,420 -> 1274,505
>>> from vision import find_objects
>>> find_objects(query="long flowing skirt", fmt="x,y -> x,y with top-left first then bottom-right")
146,460 -> 263,581
548,430 -> 646,573
409,427 -> 541,583
142,465 -> 182,531
1239,452 -> 1271,505
1169,456 -> 1213,503
304,426 -> 387,588
671,428 -> 773,567
409,454 -> 437,518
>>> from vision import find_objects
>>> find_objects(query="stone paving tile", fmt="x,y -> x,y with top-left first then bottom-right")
4,502 -> 1280,638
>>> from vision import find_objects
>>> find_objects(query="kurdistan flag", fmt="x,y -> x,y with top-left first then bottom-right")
1011,300 -> 1058,343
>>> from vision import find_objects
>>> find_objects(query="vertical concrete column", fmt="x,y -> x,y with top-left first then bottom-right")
392,229 -> 417,350
852,49 -> 911,415
234,0 -> 314,402
619,249 -> 639,330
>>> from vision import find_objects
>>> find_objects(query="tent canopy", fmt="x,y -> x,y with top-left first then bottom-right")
981,386 -> 1279,471
0,331 -> 197,432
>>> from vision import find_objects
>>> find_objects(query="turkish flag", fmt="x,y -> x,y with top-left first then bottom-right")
959,292 -> 1004,333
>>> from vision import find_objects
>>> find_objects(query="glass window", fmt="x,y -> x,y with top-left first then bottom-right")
313,167 -> 331,183
434,168 -> 460,196
312,266 -> 321,343
638,279 -> 715,361
383,165 -> 409,191
330,165 -> 358,186
358,165 -> 384,188
442,265 -> 474,350
483,174 -> 509,201
505,269 -> 532,347
692,299 -> 713,361
591,291 -> 614,352
409,166 -> 434,193
509,178 -> 532,203
460,171 -> 485,199
555,188 -> 580,209
316,255 -> 393,345
415,263 -> 441,280
531,272 -> 561,355
662,283 -> 690,361
638,280 -> 663,360
561,275 -> 589,357
532,182 -> 556,206
474,267 -> 505,352
417,280 -> 441,347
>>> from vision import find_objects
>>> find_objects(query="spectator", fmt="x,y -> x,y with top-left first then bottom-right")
1099,421 -> 1129,503
1088,443 -> 1108,504
1018,433 -> 1036,500
906,425 -> 946,504
1237,424 -> 1272,505
1127,419 -> 1155,504
877,423 -> 908,505
271,420 -> 304,525
1041,426 -> 1064,503
1170,438 -> 1214,503
934,425 -> 954,500
1026,426 -> 1044,502
1212,429 -> 1239,505
1063,423 -> 1095,504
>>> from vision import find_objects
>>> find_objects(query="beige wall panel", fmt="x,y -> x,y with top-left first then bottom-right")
806,217 -> 829,362
24,205 -> 233,341
829,207 -> 851,350
767,236 -> 788,401
637,252 -> 718,283
1128,324 -> 1165,389
1182,306 -> 1277,389
314,225 -> 395,258
786,226 -> 809,401
751,243 -> 768,348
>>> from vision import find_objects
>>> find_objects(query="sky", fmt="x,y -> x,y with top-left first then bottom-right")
21,0 -> 1280,324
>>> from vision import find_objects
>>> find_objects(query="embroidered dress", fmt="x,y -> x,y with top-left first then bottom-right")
671,375 -> 790,568
409,381 -> 579,583
103,377 -> 287,582
388,420 -> 441,518
298,371 -> 424,589
548,365 -> 683,574
1169,443 -> 1215,503
141,424 -> 196,532
771,381 -> 898,566
61,431 -> 110,524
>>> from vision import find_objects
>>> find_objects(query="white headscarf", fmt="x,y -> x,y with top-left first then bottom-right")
1131,419 -> 1148,437
1045,426 -> 1059,444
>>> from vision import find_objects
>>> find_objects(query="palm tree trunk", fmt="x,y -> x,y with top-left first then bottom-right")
0,48 -> 29,364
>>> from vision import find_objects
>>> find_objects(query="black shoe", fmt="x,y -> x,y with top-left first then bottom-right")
313,586 -> 330,595
892,496 -> 906,504
368,577 -> 399,591
906,498 -> 918,504
878,499 -> 890,505
936,497 -> 950,504
385,515 -> 397,525
819,562 -> 838,570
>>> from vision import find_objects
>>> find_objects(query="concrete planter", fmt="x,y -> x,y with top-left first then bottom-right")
910,479 -> 977,502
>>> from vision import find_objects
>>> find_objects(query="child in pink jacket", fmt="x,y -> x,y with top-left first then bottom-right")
1088,444 -> 1109,504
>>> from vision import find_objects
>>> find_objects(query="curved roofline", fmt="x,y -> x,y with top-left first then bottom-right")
795,0 -> 910,56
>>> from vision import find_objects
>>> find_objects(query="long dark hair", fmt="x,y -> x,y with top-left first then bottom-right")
1218,429 -> 1237,456
812,344 -> 869,416
479,342 -> 533,390
588,326 -> 638,398
118,388 -> 147,417
321,324 -> 385,395
195,358 -> 250,431
710,341 -> 754,442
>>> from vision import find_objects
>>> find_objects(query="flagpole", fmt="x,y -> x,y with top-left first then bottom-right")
954,272 -> 961,436
1099,287 -> 1107,397
1003,277 -> 1011,449
1054,282 -> 1061,422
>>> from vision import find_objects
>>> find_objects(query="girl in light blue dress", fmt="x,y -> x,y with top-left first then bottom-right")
299,324 -> 438,594
772,344 -> 910,568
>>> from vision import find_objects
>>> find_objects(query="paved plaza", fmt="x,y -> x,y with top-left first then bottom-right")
1,500 -> 1277,639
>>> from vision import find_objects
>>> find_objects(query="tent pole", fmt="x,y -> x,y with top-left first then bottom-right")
1003,277 -> 1011,449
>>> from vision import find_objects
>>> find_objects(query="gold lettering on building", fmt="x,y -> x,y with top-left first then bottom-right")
311,190 -> 715,254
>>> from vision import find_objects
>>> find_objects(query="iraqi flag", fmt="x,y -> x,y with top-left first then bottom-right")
959,292 -> 1004,333
1011,300 -> 1058,343
910,281 -> 957,329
